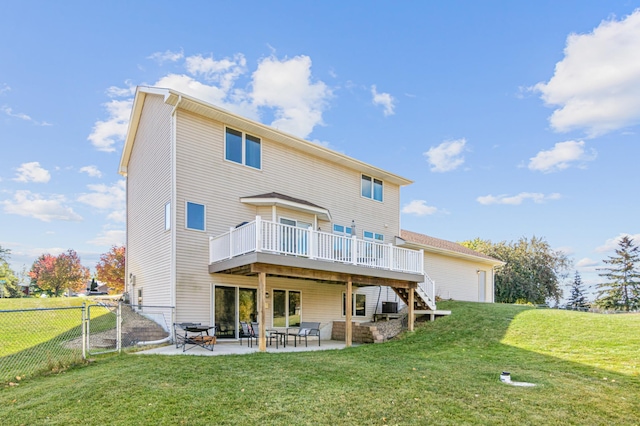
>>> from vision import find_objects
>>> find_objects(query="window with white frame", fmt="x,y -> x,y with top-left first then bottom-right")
225,127 -> 261,169
342,293 -> 366,317
332,224 -> 353,236
164,202 -> 171,231
361,175 -> 383,202
272,289 -> 301,327
363,231 -> 384,242
185,201 -> 205,231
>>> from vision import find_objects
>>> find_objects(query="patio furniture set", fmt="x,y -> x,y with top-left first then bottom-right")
173,321 -> 320,352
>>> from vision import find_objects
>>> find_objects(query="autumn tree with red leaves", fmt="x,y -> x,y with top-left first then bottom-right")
95,246 -> 125,294
30,250 -> 90,296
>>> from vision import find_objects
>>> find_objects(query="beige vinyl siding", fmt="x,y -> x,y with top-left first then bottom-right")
126,94 -> 173,307
205,275 -> 347,339
174,109 -> 402,322
424,252 -> 493,302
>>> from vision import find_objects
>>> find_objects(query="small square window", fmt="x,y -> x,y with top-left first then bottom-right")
186,202 -> 205,231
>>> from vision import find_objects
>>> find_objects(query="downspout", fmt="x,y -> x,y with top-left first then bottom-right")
170,95 -> 182,335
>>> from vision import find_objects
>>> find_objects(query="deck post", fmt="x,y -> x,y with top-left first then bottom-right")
258,272 -> 267,352
255,216 -> 262,252
408,286 -> 415,332
228,227 -> 234,259
345,277 -> 353,347
351,235 -> 357,265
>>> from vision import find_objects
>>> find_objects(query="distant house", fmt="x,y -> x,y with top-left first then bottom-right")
119,86 -> 502,349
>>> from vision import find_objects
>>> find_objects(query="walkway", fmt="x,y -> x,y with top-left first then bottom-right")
136,340 -> 353,356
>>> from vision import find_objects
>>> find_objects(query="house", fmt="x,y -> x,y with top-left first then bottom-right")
119,86 -> 502,350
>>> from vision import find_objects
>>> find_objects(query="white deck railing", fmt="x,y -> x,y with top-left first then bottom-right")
209,216 -> 424,275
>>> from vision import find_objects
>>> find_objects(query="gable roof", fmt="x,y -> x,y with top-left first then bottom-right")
119,86 -> 413,187
399,229 -> 504,266
240,192 -> 332,221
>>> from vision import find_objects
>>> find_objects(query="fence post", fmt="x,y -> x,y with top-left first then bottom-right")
117,301 -> 122,353
81,302 -> 87,359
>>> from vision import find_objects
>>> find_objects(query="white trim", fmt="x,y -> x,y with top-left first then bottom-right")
241,196 -> 331,222
164,201 -> 171,231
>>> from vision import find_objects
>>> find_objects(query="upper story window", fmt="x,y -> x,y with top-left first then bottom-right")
225,127 -> 261,169
363,231 -> 384,242
186,201 -> 205,231
361,175 -> 383,202
333,224 -> 353,236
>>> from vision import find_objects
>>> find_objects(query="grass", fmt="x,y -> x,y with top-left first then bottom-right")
1,301 -> 639,425
0,297 -> 116,382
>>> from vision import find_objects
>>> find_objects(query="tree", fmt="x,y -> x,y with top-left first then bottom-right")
460,236 -> 572,305
95,245 -> 125,294
594,236 -> 640,311
566,271 -> 589,310
29,250 -> 90,296
0,245 -> 22,298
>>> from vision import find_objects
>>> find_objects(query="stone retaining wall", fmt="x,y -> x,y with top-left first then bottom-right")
331,321 -> 385,343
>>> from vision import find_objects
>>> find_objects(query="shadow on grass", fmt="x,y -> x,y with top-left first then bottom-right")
1,301 -> 639,425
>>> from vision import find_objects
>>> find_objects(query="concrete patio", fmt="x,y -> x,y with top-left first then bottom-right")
136,339 -> 354,356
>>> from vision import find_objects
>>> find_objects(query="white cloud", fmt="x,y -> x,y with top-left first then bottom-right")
13,162 -> 51,183
533,9 -> 640,136
79,165 -> 103,178
576,257 -> 599,268
77,180 -> 125,222
595,233 -> 640,252
87,99 -> 133,152
185,54 -> 246,90
477,192 -> 562,205
371,85 -> 396,116
528,140 -> 597,173
88,229 -> 125,246
424,138 -> 466,172
251,55 -> 331,138
1,106 -> 51,126
0,84 -> 10,95
1,190 -> 82,222
90,52 -> 332,152
147,49 -> 184,64
401,200 -> 439,216
106,81 -> 136,98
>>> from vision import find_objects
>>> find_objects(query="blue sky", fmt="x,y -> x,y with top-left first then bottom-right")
1,1 -> 639,299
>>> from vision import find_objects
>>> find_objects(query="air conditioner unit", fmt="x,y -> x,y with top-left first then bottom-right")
381,301 -> 398,314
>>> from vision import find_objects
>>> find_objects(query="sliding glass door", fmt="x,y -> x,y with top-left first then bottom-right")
214,286 -> 257,339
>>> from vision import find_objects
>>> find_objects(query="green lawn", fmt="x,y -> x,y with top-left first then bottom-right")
1,301 -> 639,425
0,297 -> 116,382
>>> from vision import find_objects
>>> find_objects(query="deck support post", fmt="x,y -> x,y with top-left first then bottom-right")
258,272 -> 267,352
345,277 -> 352,347
408,286 -> 415,332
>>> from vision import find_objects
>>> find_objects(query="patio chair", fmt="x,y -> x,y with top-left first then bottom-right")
173,322 -> 201,348
251,322 -> 279,349
239,321 -> 253,347
287,322 -> 321,347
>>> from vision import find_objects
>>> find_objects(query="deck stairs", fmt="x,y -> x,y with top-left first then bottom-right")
392,273 -> 437,311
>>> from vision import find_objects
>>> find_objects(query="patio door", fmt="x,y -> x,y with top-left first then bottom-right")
214,286 -> 257,339
279,218 -> 312,255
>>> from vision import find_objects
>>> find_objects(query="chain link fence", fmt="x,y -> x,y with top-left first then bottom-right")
0,302 -> 174,384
